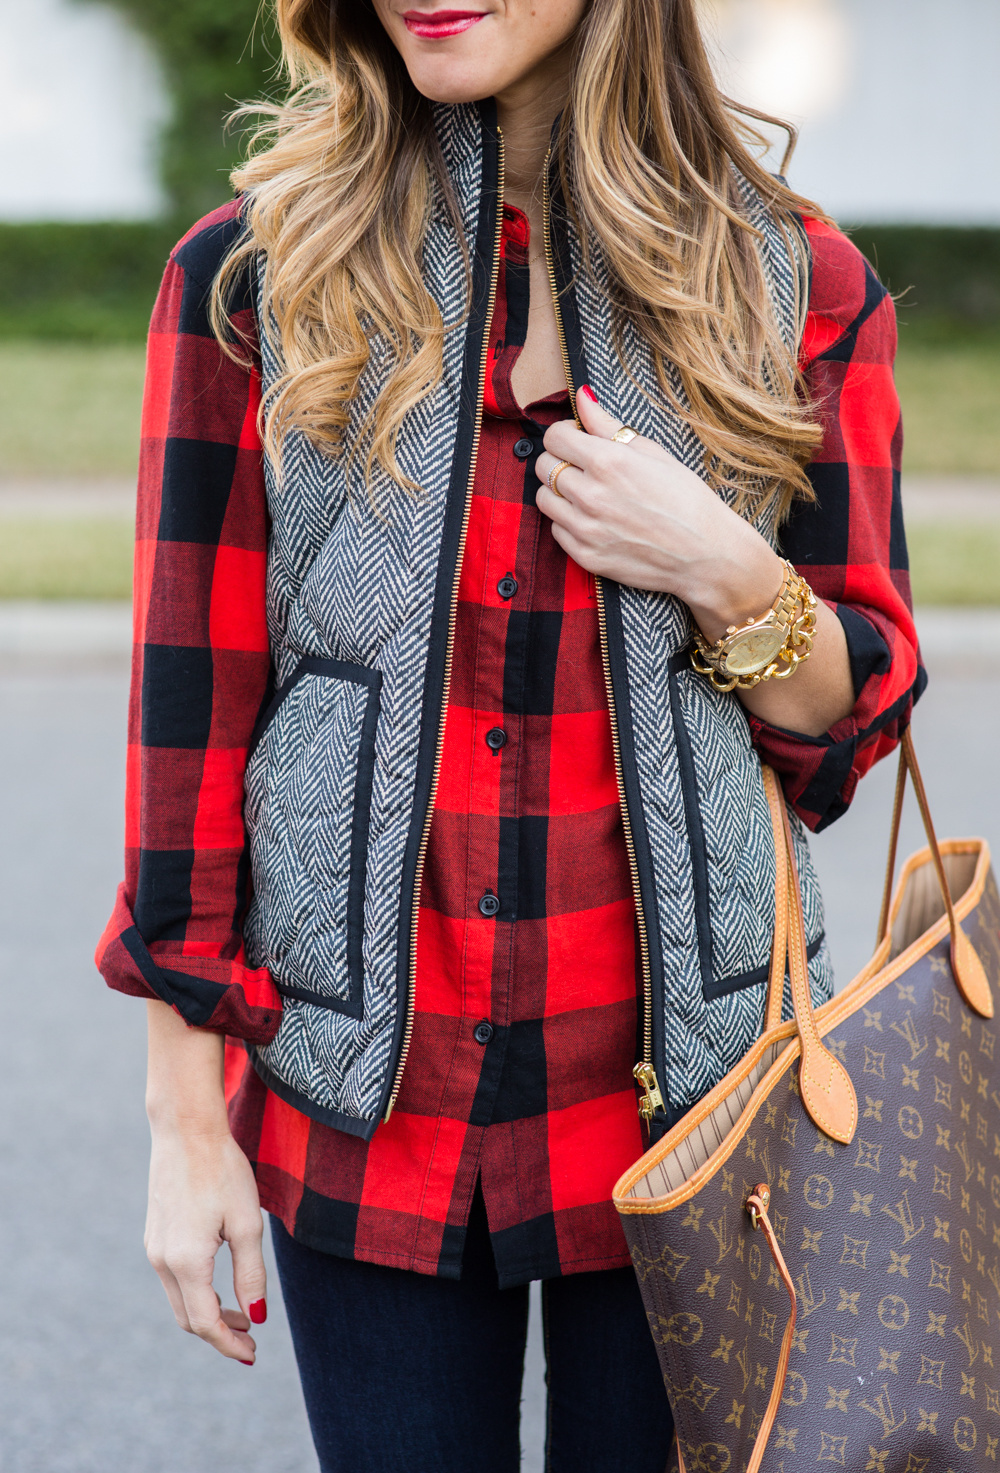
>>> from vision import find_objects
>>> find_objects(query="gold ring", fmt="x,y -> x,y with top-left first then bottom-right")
547,459 -> 572,497
612,424 -> 640,444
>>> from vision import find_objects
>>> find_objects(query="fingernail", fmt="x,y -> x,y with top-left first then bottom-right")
239,1359 -> 254,1367
578,384 -> 598,403
249,1299 -> 267,1324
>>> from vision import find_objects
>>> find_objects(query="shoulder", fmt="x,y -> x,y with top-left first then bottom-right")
800,216 -> 896,366
171,198 -> 248,289
153,198 -> 256,347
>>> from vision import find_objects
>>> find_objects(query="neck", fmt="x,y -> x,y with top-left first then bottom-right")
494,47 -> 573,206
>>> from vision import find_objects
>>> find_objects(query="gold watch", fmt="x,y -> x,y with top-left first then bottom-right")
689,560 -> 817,692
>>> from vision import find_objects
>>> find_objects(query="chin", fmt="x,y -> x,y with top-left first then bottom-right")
402,59 -> 501,105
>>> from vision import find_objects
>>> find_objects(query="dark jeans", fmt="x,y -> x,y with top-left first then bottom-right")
270,1192 -> 674,1473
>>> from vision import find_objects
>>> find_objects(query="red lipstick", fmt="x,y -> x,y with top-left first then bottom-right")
401,9 -> 488,38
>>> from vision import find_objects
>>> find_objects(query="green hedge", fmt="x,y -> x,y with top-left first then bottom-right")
846,225 -> 1000,340
1,221 -> 997,343
0,222 -> 178,340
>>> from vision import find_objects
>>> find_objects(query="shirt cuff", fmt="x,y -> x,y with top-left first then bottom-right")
95,883 -> 283,1044
750,677 -> 926,833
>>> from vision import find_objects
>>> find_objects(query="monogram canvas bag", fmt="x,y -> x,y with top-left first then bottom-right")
614,733 -> 1000,1472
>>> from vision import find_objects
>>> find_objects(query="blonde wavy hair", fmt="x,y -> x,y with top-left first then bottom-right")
212,0 -> 828,519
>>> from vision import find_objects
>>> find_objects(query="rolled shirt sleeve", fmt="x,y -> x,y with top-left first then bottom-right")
95,201 -> 282,1043
749,216 -> 926,832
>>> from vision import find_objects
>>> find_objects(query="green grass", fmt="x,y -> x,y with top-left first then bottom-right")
0,519 -> 133,599
908,524 -> 1000,606
0,342 -> 145,476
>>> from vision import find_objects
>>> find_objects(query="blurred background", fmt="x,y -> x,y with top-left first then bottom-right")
0,1 -> 997,1470
0,0 -> 998,599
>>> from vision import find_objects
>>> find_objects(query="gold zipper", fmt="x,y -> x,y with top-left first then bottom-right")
384,129 -> 507,1122
541,149 -> 661,1129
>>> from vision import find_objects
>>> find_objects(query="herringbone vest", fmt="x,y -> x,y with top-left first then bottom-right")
242,100 -> 832,1142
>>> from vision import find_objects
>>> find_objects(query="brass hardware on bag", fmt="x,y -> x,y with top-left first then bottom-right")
747,1182 -> 771,1230
634,1062 -> 665,1122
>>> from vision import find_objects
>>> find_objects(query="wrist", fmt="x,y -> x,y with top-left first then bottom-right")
686,539 -> 784,647
146,1095 -> 232,1140
145,999 -> 228,1137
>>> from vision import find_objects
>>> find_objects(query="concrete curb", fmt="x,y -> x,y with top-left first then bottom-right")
1,602 -> 997,672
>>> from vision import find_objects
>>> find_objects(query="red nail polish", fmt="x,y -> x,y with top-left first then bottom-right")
578,384 -> 598,403
239,1359 -> 254,1366
249,1299 -> 267,1324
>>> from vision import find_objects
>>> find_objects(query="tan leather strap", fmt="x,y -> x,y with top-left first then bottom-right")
675,1188 -> 798,1473
879,730 -> 993,1018
744,1186 -> 798,1473
780,797 -> 858,1143
762,766 -> 857,1143
762,766 -> 790,1032
876,743 -> 908,946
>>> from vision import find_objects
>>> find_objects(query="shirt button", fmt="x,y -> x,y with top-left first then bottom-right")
478,891 -> 500,918
485,726 -> 507,752
497,572 -> 518,600
513,436 -> 535,460
473,1021 -> 494,1045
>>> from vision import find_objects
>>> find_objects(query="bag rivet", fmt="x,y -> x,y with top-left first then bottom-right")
747,1182 -> 770,1229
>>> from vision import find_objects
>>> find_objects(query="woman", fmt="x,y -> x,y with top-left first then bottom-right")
97,1 -> 924,1468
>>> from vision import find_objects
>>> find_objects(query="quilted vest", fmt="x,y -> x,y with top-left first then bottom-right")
242,99 -> 834,1143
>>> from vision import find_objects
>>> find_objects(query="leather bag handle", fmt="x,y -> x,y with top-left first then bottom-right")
762,765 -> 857,1144
675,1184 -> 798,1473
763,764 -> 790,1035
877,729 -> 993,1019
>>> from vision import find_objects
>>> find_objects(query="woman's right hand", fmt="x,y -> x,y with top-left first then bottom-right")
145,1123 -> 268,1364
144,998 -> 267,1364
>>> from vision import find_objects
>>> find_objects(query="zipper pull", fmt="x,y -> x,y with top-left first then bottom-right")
634,1062 -> 665,1124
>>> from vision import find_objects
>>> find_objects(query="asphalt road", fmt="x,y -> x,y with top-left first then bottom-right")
1,634 -> 997,1472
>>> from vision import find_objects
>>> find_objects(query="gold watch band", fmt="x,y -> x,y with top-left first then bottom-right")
689,561 -> 818,692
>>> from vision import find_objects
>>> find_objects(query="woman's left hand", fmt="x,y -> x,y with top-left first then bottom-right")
536,384 -> 856,738
535,385 -> 784,644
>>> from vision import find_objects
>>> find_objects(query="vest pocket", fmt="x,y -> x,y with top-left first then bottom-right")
243,656 -> 382,1020
668,667 -> 826,1007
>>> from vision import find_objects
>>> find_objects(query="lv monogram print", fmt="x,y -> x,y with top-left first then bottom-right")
620,864 -> 1000,1472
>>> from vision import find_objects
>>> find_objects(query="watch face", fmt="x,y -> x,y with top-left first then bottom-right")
724,626 -> 785,676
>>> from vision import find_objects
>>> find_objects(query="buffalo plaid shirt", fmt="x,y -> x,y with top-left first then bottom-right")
97,201 -> 924,1284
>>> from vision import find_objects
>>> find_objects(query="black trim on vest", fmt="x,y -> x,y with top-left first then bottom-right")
545,155 -> 669,1124
667,668 -> 716,1001
705,931 -> 826,1003
377,100 -> 505,1124
246,654 -> 382,1021
247,654 -> 381,764
249,1044 -> 382,1142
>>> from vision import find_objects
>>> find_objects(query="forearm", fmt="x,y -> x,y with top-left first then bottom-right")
146,999 -> 228,1136
684,520 -> 855,739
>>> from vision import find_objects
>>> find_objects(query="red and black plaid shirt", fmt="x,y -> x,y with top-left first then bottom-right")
97,201 -> 923,1283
